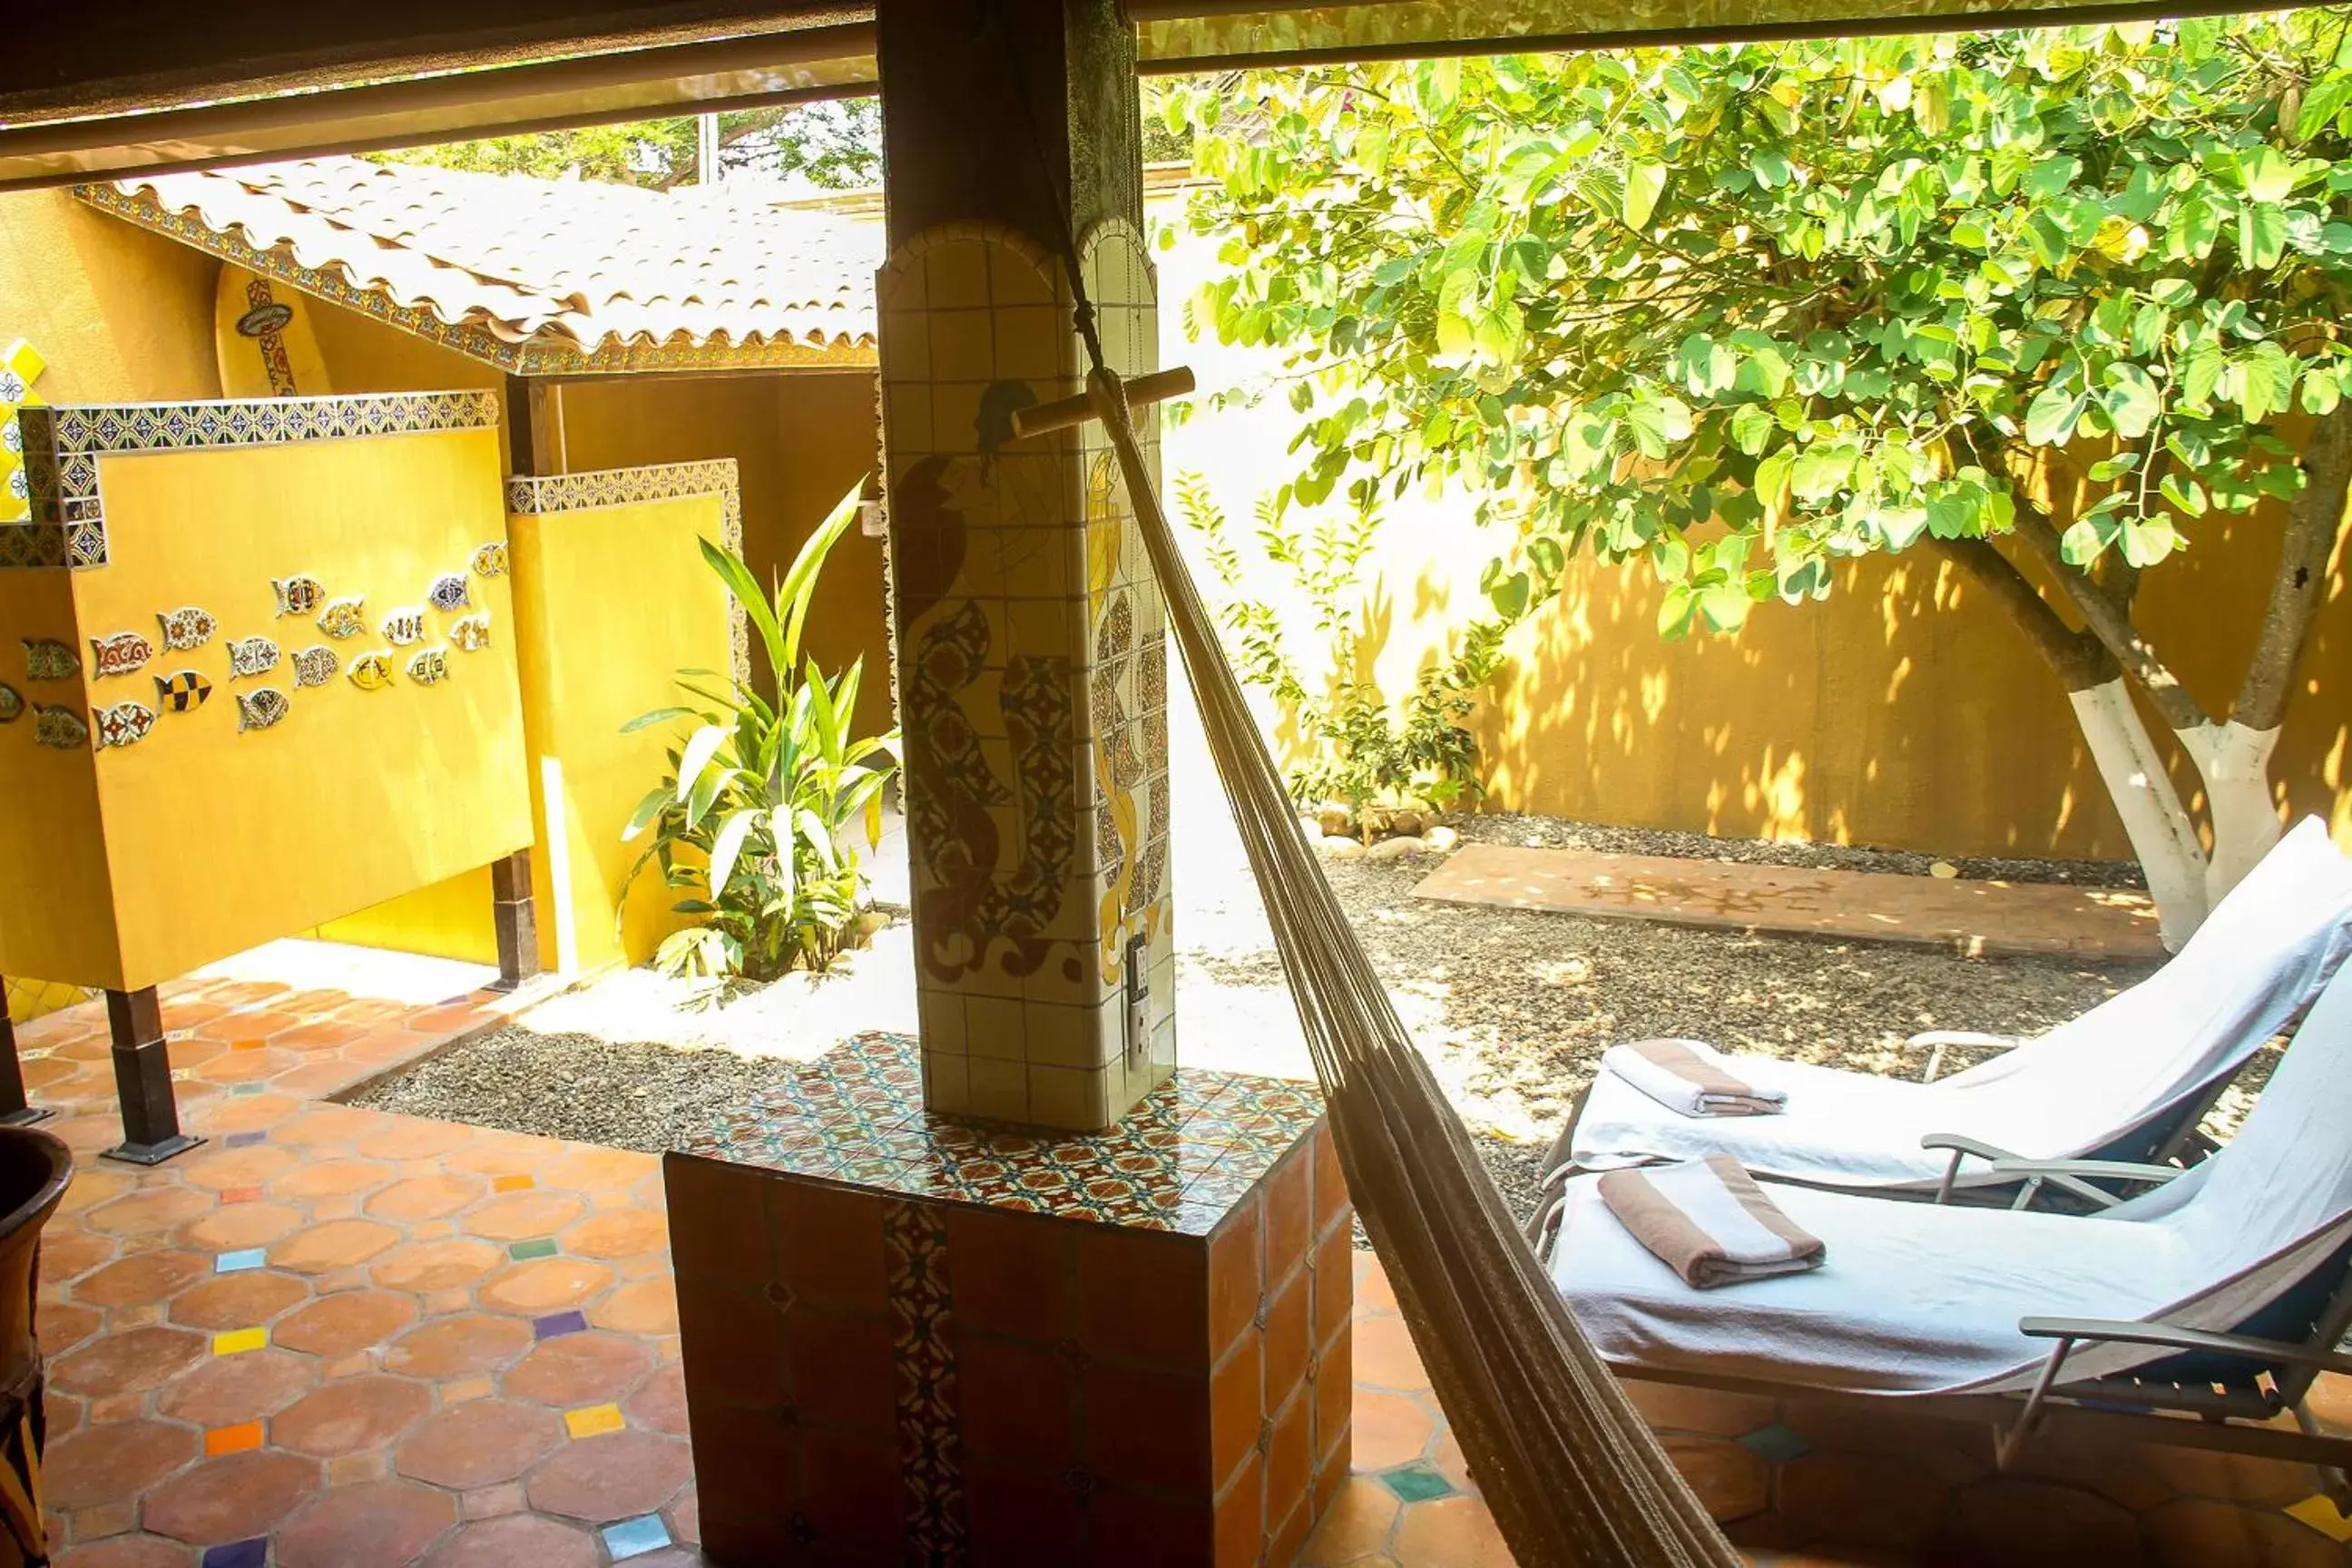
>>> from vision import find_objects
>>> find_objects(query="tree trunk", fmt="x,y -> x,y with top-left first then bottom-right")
2067,681 -> 2211,948
2177,720 -> 2283,911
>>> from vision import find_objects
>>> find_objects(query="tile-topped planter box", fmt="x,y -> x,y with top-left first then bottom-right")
667,1032 -> 1352,1566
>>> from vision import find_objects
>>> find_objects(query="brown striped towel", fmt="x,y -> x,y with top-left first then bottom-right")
1596,1155 -> 1827,1289
1602,1038 -> 1788,1118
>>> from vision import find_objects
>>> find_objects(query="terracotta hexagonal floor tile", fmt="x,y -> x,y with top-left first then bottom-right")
585,1278 -> 676,1336
84,1187 -> 212,1238
44,1418 -> 196,1510
273,1158 -> 396,1200
182,1202 -> 309,1252
502,1332 -> 654,1407
397,1398 -> 565,1490
272,1290 -> 419,1357
41,1230 -> 113,1283
51,1324 -> 205,1396
623,1363 -> 688,1436
373,1239 -> 505,1293
143,1449 -> 322,1544
159,1348 -> 318,1426
525,1429 -> 692,1523
1299,1476 -> 1401,1565
353,1121 -> 476,1161
1777,1450 -> 1952,1551
384,1314 -> 534,1381
1389,1494 -> 1515,1568
366,1175 -> 485,1222
35,1301 -> 102,1355
479,1258 -> 613,1317
558,1209 -> 668,1260
422,1513 -> 603,1568
462,1191 -> 587,1243
1350,1316 -> 1427,1393
275,1478 -> 456,1568
169,1270 -> 311,1331
185,1091 -> 303,1136
195,1047 -> 297,1084
272,1375 -> 435,1457
49,1533 -> 192,1567
537,1148 -> 659,1194
274,1021 -> 367,1054
1954,1475 -> 2143,1565
72,1250 -> 210,1308
269,1220 -> 402,1274
1349,1391 -> 1436,1473
180,1145 -> 303,1192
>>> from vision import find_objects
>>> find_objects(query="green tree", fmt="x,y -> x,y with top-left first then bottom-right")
377,98 -> 881,190
1168,13 -> 2352,945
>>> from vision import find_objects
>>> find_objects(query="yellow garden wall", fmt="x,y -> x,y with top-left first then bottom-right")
0,190 -> 220,404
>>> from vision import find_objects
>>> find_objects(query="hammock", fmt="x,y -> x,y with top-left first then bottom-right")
1083,368 -> 1742,1568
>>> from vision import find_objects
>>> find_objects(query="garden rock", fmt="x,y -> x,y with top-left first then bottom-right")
1365,836 -> 1426,862
1319,835 -> 1365,859
1316,804 -> 1352,838
1425,825 -> 1461,853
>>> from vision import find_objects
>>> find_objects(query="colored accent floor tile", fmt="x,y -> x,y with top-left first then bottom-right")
508,1237 -> 558,1260
603,1514 -> 672,1558
2290,1494 -> 2352,1544
211,1327 -> 268,1355
10,943 -> 2328,1568
565,1403 -> 625,1438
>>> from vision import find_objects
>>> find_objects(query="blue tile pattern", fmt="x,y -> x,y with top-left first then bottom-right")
601,1514 -> 672,1559
685,1031 -> 1324,1237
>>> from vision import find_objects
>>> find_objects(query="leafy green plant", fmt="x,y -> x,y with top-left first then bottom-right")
622,483 -> 900,981
1176,470 -> 1499,827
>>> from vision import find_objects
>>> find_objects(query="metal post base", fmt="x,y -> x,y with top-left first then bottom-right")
102,1132 -> 202,1166
0,1107 -> 54,1128
102,986 -> 197,1165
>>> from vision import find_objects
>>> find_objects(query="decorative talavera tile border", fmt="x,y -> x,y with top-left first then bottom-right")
75,183 -> 872,377
6,389 -> 504,571
505,460 -> 751,683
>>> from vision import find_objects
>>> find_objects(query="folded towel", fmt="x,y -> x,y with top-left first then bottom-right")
1597,1155 -> 1828,1289
1602,1038 -> 1788,1118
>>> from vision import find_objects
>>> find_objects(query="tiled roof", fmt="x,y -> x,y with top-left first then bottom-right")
88,156 -> 879,369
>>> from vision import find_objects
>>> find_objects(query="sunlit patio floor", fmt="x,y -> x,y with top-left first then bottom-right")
17,945 -> 2352,1566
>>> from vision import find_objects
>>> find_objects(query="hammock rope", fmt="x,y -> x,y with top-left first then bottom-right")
1083,368 -> 1743,1568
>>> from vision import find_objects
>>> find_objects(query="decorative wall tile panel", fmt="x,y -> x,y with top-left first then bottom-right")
7,389 -> 502,572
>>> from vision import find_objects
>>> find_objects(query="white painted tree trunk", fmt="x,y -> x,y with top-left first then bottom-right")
2179,720 -> 2284,912
2066,681 -> 2210,951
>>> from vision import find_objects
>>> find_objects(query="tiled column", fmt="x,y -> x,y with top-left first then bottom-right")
877,0 -> 1173,1132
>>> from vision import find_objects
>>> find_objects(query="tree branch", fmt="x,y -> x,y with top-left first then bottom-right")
2236,398 -> 2352,731
2008,503 -> 2213,732
1926,536 -> 2115,691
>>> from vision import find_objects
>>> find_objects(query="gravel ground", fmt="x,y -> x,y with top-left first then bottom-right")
358,813 -> 2169,1231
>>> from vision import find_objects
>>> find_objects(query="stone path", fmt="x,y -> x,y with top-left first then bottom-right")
1413,843 -> 2165,961
17,942 -> 2349,1565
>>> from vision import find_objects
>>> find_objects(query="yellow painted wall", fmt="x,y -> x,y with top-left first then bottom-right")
509,491 -> 736,971
20,426 -> 534,991
0,565 -> 124,986
0,190 -> 220,402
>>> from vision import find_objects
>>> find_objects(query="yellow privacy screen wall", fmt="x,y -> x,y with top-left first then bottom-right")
508,466 -> 740,974
321,463 -> 741,975
0,390 -> 530,993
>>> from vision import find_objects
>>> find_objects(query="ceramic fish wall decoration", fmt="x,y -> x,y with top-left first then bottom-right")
226,637 -> 280,680
236,688 -> 290,733
472,541 -> 510,578
0,682 -> 18,723
272,575 -> 325,617
32,706 -> 87,750
22,639 -> 78,682
317,597 -> 367,640
347,652 -> 394,691
92,701 -> 156,750
407,647 -> 450,686
382,608 -> 426,647
158,607 -> 218,652
291,646 -> 339,689
88,632 -> 155,680
426,573 -> 471,612
154,671 -> 212,713
449,613 -> 492,652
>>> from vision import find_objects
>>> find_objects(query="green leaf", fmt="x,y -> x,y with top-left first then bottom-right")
2241,145 -> 2298,203
1623,161 -> 1667,229
704,810 -> 760,900
676,724 -> 731,802
1730,403 -> 1776,456
2024,383 -> 2088,446
622,705 -> 699,736
2102,364 -> 2161,440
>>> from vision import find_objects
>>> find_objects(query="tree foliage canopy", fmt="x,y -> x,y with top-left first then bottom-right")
377,98 -> 883,191
1167,12 -> 2352,642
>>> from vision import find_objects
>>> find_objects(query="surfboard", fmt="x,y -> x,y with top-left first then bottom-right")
214,264 -> 333,398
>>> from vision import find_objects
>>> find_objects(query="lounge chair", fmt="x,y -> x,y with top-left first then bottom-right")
1546,817 -> 2352,1196
1537,959 -> 2352,1478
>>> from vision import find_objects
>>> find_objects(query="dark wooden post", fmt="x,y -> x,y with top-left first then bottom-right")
0,980 -> 51,1128
487,370 -> 554,992
103,985 -> 199,1164
488,850 -> 540,993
